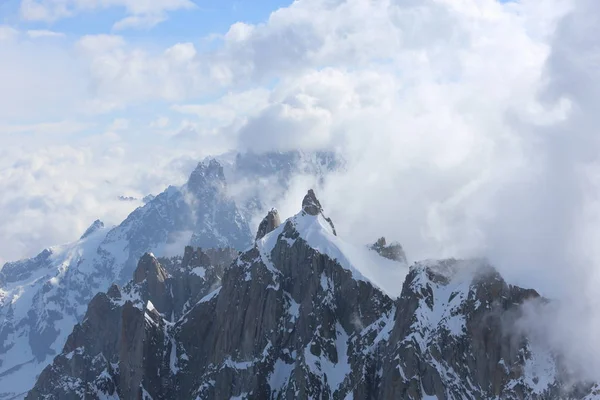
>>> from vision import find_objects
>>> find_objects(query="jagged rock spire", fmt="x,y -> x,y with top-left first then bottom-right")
132,253 -> 170,315
106,284 -> 122,300
133,253 -> 167,284
256,209 -> 281,241
182,246 -> 211,268
187,158 -> 226,192
302,189 -> 323,216
301,189 -> 337,236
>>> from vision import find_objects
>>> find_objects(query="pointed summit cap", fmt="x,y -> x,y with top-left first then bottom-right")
302,189 -> 323,216
301,189 -> 337,236
256,208 -> 281,241
80,219 -> 104,240
133,253 -> 168,284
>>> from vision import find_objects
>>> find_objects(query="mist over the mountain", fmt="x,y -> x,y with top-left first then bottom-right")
2,0 -> 600,396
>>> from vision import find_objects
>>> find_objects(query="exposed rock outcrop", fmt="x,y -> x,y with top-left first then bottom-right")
26,246 -> 225,400
0,153 -> 340,399
26,194 -> 600,400
301,189 -> 322,216
256,209 -> 281,241
301,189 -> 337,236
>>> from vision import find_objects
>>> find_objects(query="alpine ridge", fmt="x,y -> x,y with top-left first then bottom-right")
25,190 -> 600,400
0,151 -> 341,399
0,158 -> 251,399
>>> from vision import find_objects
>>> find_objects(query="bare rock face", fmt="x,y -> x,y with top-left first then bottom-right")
0,158 -> 256,399
26,247 -> 225,400
134,253 -> 168,285
378,259 -> 552,399
370,237 -> 407,263
132,253 -> 171,316
302,189 -> 323,216
256,209 -> 281,241
301,189 -> 337,236
26,194 -> 600,400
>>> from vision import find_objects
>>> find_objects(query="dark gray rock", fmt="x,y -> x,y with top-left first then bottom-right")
26,246 -> 224,400
1,152 -> 345,398
302,189 -> 322,216
24,197 -> 600,400
301,189 -> 337,235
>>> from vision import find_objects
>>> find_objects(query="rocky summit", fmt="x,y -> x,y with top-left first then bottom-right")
25,191 -> 600,400
0,152 -> 343,399
0,158 -> 252,399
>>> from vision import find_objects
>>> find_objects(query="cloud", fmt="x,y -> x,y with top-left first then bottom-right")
223,0 -> 600,382
499,0 -> 600,382
3,0 -> 600,382
108,118 -> 129,131
149,116 -> 170,129
75,36 -> 207,112
0,26 -> 19,41
172,88 -> 270,129
26,29 -> 65,39
19,0 -> 196,29
112,13 -> 167,31
0,130 -> 216,266
0,31 -> 86,121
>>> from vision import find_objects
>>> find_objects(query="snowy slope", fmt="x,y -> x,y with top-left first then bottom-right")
0,224 -> 111,399
26,190 -> 600,400
258,210 -> 409,298
0,152 -> 341,398
0,159 -> 252,399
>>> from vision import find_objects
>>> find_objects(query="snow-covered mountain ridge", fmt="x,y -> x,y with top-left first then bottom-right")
25,190 -> 600,400
0,151 -> 341,399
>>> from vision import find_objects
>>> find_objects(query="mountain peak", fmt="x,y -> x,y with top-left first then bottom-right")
299,189 -> 337,236
301,189 -> 322,216
187,158 -> 225,191
80,219 -> 104,240
182,245 -> 211,268
133,253 -> 167,284
255,208 -> 281,241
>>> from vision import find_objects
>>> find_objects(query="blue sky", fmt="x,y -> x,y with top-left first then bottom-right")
1,0 -> 292,40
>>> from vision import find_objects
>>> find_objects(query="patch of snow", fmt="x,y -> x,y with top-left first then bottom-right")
223,357 -> 254,370
256,211 -> 408,297
403,265 -> 473,353
141,386 -> 154,400
168,326 -> 179,375
286,293 -> 300,322
291,213 -> 409,298
303,323 -> 351,392
281,237 -> 296,247
199,287 -> 221,303
522,341 -> 557,394
191,267 -> 206,278
146,300 -> 156,311
268,358 -> 294,394
320,272 -> 330,291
